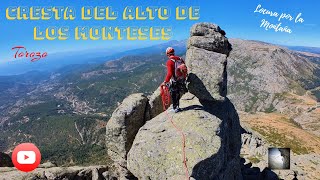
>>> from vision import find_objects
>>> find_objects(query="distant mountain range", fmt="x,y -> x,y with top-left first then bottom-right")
0,40 -> 187,76
1,39 -> 318,76
0,38 -> 319,166
287,46 -> 320,55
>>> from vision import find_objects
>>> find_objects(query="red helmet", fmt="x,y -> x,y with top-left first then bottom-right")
166,47 -> 174,55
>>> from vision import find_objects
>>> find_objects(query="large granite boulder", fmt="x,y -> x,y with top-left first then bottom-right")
189,23 -> 231,55
106,22 -> 244,180
127,93 -> 242,179
147,87 -> 165,120
0,166 -> 109,180
106,93 -> 149,179
186,23 -> 232,102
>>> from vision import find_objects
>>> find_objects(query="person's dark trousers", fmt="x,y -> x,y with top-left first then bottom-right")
169,80 -> 187,109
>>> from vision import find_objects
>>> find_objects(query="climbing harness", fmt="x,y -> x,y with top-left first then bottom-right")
160,84 -> 190,180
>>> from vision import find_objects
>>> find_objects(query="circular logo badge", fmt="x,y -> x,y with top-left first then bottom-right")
11,143 -> 41,172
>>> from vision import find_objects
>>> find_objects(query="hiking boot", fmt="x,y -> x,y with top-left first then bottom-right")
174,108 -> 182,113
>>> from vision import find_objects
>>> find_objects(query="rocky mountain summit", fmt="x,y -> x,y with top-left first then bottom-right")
127,93 -> 242,179
105,23 -> 274,180
1,22 -> 319,179
104,23 -> 320,180
187,23 -> 231,101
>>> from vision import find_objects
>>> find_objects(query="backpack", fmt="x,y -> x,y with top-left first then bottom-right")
170,58 -> 188,82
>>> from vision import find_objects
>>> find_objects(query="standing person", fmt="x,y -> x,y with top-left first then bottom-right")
162,47 -> 188,113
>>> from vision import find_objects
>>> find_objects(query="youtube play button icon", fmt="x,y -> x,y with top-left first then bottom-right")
12,143 -> 41,172
17,151 -> 36,164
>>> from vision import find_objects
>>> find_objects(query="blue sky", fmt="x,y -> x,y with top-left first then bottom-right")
1,0 -> 319,62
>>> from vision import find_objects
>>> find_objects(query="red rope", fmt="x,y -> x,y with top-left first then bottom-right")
160,85 -> 190,180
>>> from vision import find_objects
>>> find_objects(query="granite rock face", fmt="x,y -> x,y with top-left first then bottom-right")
147,87 -> 165,120
0,166 -> 110,180
105,93 -> 149,179
186,23 -> 232,102
189,23 -> 231,55
127,93 -> 242,179
107,22 -> 245,180
122,23 -> 242,180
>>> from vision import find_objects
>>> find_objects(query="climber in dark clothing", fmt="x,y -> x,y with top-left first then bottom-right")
161,47 -> 188,113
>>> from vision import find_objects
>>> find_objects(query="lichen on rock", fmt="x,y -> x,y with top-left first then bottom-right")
127,93 -> 242,179
106,93 -> 149,179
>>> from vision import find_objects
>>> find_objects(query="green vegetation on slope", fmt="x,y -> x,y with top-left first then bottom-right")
252,126 -> 309,154
0,54 -> 167,166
